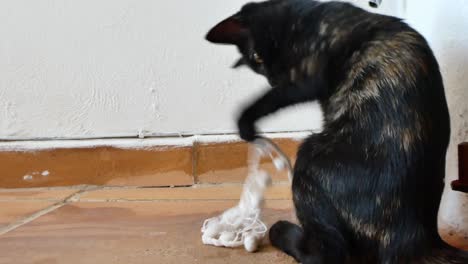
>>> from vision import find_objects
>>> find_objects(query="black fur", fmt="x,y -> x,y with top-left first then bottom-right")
206,0 -> 467,263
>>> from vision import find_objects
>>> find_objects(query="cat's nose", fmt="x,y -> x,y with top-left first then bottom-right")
368,0 -> 382,8
268,79 -> 278,87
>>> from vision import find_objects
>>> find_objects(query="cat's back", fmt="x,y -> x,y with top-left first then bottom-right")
312,2 -> 446,114
295,1 -> 451,154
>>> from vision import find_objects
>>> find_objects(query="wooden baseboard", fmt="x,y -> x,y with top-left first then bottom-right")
0,136 -> 302,189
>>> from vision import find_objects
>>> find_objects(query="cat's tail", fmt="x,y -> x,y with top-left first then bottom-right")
418,241 -> 468,264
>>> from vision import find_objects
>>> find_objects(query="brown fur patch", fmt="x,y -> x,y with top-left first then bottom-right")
402,128 -> 414,153
290,68 -> 297,82
319,22 -> 329,36
300,56 -> 318,75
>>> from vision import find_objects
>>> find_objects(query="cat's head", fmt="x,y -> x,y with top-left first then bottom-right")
205,1 -> 293,87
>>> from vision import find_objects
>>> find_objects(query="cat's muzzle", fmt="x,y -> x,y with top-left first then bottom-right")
368,0 -> 382,8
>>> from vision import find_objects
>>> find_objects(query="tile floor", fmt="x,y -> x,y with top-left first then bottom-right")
0,185 -> 466,264
0,185 -> 296,264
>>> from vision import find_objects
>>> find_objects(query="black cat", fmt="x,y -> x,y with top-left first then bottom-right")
206,0 -> 467,263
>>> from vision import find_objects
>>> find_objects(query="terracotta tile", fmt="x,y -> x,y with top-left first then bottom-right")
0,201 -> 296,264
0,189 -> 78,201
0,201 -> 55,229
196,139 -> 301,184
0,146 -> 193,188
80,184 -> 292,201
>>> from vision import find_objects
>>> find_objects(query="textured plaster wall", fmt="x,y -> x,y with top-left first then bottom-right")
0,0 -> 409,141
0,0 -> 323,140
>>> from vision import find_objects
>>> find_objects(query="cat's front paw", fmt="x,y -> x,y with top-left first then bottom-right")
237,117 -> 257,142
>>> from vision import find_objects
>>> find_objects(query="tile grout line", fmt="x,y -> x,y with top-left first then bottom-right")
0,198 -> 71,202
0,202 -> 65,236
0,186 -> 101,236
77,198 -> 292,203
0,181 -> 290,194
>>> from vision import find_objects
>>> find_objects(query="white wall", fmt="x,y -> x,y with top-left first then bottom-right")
0,0 -> 414,140
0,0 -> 408,140
0,0 -> 324,140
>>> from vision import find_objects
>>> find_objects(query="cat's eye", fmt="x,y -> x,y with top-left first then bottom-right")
253,52 -> 263,64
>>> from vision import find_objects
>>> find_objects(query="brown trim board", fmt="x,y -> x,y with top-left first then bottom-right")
0,138 -> 302,188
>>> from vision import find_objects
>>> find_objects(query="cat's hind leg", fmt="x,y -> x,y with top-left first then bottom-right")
270,168 -> 350,263
269,221 -> 307,263
269,219 -> 348,264
269,195 -> 350,264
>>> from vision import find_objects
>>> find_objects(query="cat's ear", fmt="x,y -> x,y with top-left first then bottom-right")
205,15 -> 249,45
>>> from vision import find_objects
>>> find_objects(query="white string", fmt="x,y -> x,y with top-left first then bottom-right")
201,137 -> 293,252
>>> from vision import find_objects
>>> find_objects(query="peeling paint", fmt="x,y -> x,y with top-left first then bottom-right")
23,175 -> 33,181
